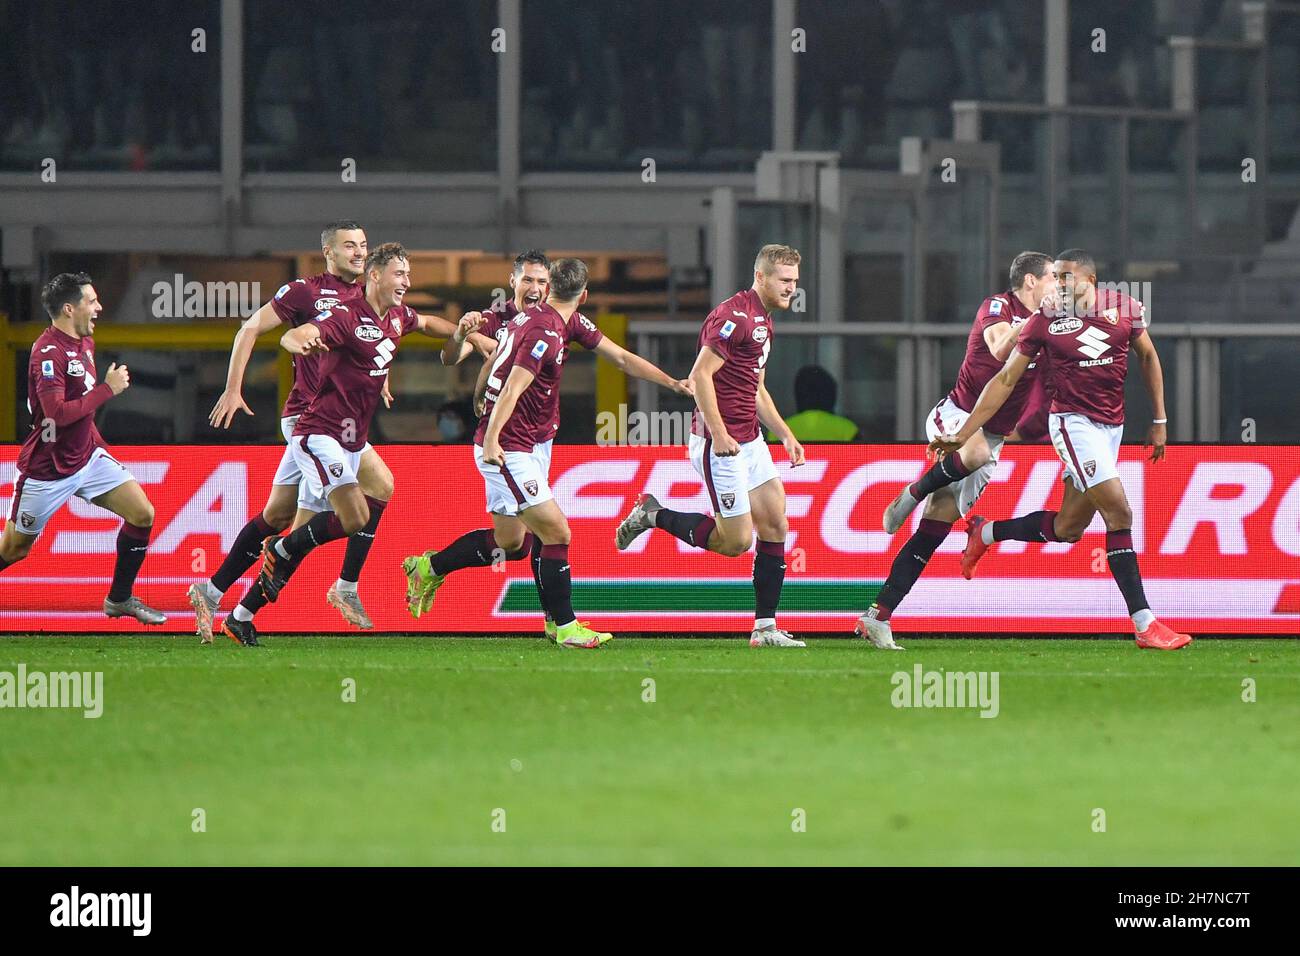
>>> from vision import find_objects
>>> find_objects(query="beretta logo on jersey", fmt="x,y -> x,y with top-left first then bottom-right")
1049,316 -> 1083,335
314,297 -> 339,311
66,359 -> 86,377
355,325 -> 384,342
752,325 -> 769,343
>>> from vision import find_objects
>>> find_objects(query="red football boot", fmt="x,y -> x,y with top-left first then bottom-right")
1135,619 -> 1193,650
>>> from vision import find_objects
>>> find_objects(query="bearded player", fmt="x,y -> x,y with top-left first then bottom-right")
219,243 -> 436,646
403,257 -> 691,645
615,244 -> 806,648
930,249 -> 1191,650
858,251 -> 1055,650
2,273 -> 165,624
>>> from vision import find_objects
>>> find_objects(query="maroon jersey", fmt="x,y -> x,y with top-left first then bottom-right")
947,290 -> 1042,436
1015,287 -> 1146,427
473,306 -> 603,455
690,289 -> 772,443
292,299 -> 418,451
270,272 -> 365,418
474,304 -> 603,450
1012,366 -> 1052,442
16,325 -> 113,480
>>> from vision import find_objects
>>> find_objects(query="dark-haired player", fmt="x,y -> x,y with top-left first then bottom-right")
931,249 -> 1191,651
858,251 -> 1056,650
2,273 -> 165,624
615,244 -> 806,648
219,243 -> 442,646
403,257 -> 690,645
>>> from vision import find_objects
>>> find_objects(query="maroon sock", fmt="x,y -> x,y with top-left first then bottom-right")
992,510 -> 1060,543
873,517 -> 953,617
211,513 -> 277,593
108,522 -> 152,603
340,496 -> 386,584
654,509 -> 716,550
908,452 -> 971,500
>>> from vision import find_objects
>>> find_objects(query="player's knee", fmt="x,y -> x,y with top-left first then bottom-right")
1,537 -> 33,562
369,474 -> 395,502
963,445 -> 991,470
496,530 -> 526,554
759,518 -> 789,542
1103,506 -> 1133,531
263,502 -> 294,529
340,508 -> 367,537
1054,522 -> 1085,543
717,537 -> 749,558
128,501 -> 155,528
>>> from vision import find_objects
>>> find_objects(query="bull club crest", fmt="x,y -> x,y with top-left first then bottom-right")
391,317 -> 402,335
329,463 -> 344,478
1083,460 -> 1097,478
523,480 -> 539,497
1102,308 -> 1119,325
19,512 -> 35,529
720,492 -> 736,510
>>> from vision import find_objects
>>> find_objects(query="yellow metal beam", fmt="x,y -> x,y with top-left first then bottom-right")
595,312 -> 628,422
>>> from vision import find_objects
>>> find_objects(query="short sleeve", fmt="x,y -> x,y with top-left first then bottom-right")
977,295 -> 1012,329
270,279 -> 314,324
568,313 -> 604,350
513,326 -> 560,377
33,351 -> 66,393
402,306 -> 420,335
1015,310 -> 1047,358
315,306 -> 354,348
701,307 -> 750,360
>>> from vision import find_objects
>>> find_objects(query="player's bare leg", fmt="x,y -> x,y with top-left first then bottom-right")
0,523 -> 39,569
515,499 -> 610,648
884,430 -> 992,535
92,480 -> 166,625
191,482 -> 300,642
324,450 -> 392,629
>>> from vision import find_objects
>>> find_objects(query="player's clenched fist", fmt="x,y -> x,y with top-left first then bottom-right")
673,378 -> 694,397
454,311 -> 485,342
481,437 -> 505,467
105,362 -> 130,395
713,432 -> 741,456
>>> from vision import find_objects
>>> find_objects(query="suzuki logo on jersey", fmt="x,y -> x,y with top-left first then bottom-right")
355,325 -> 384,342
373,339 -> 396,369
1076,325 -> 1112,360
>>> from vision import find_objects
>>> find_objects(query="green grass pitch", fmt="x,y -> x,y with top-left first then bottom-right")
0,635 -> 1294,865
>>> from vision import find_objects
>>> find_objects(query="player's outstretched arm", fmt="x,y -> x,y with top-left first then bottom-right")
1131,329 -> 1168,461
756,369 -> 804,466
592,338 -> 692,395
689,346 -> 738,456
930,351 -> 1031,455
480,365 -> 535,465
418,312 -> 495,359
209,302 -> 284,429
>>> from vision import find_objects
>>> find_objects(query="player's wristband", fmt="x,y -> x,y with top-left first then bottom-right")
1152,418 -> 1167,424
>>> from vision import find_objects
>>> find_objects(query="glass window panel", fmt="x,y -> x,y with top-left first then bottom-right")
1220,339 -> 1300,442
522,0 -> 770,171
243,0 -> 497,172
0,1 -> 221,171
